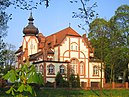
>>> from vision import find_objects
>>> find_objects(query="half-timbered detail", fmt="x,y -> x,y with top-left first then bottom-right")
15,13 -> 105,88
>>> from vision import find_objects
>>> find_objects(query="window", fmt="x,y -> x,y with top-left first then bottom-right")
71,45 -> 73,50
71,59 -> 78,74
47,64 -> 55,75
40,65 -> 43,74
30,40 -> 35,49
80,62 -> 84,75
60,65 -> 65,74
75,45 -> 78,50
93,66 -> 99,76
70,43 -> 78,50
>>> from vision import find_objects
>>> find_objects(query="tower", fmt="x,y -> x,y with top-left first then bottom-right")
22,12 -> 39,60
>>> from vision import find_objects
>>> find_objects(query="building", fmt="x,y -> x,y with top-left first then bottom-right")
15,13 -> 105,88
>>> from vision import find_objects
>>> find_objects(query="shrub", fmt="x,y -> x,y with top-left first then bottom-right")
69,73 -> 80,88
2,62 -> 44,97
55,72 -> 64,87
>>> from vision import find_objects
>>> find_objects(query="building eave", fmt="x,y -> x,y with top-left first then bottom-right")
33,60 -> 70,64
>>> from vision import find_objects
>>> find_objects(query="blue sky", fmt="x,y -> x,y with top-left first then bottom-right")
5,0 -> 129,49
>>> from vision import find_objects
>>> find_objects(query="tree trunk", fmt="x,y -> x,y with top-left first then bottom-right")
122,68 -> 127,83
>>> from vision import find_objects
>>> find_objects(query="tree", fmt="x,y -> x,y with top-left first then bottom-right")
88,5 -> 129,83
70,0 -> 98,29
76,74 -> 80,88
2,62 -> 43,97
55,72 -> 64,87
106,16 -> 125,83
2,43 -> 16,67
108,5 -> 129,83
8,0 -> 49,10
88,18 -> 110,63
69,73 -> 80,88
69,73 -> 76,88
0,0 -> 12,67
115,5 -> 129,47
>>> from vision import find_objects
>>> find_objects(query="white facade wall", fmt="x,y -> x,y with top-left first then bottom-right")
28,38 -> 38,55
45,62 -> 67,82
53,47 -> 58,61
89,62 -> 104,78
60,37 -> 69,61
32,35 -> 104,88
22,36 -> 39,56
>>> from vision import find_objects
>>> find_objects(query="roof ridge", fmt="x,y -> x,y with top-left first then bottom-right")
46,27 -> 80,38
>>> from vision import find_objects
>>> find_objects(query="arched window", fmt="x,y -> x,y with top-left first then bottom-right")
93,66 -> 99,76
70,59 -> 78,74
60,65 -> 65,74
80,62 -> 84,75
47,64 -> 55,75
71,45 -> 73,50
40,65 -> 44,74
70,43 -> 78,50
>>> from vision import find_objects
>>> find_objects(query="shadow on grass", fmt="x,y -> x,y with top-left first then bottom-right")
2,87 -> 129,97
90,88 -> 111,97
36,88 -> 84,97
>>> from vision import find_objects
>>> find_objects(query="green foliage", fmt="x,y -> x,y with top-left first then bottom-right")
1,88 -> 129,97
69,73 -> 80,88
2,62 -> 44,97
0,0 -> 12,66
55,72 -> 64,87
88,5 -> 129,83
76,74 -> 80,88
55,72 -> 69,88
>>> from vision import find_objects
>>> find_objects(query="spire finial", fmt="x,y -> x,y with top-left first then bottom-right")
69,23 -> 71,27
23,11 -> 39,36
28,11 -> 34,22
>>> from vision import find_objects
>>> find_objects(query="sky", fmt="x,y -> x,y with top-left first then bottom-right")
5,0 -> 129,50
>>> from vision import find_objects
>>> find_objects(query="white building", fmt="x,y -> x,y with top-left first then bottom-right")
15,13 -> 105,88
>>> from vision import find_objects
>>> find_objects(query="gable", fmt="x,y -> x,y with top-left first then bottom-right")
45,27 -> 81,48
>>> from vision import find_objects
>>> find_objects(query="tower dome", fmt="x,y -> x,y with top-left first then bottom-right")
23,12 -> 39,36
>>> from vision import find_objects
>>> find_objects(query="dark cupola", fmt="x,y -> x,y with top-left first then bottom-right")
23,12 -> 39,36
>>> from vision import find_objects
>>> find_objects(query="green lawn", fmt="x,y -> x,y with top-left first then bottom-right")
1,88 -> 129,97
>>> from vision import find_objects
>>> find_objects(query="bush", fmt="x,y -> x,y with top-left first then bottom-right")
45,81 -> 54,87
55,72 -> 64,87
55,72 -> 69,88
2,62 -> 44,97
69,74 -> 80,88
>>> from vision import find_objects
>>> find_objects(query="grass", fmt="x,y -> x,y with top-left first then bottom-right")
1,88 -> 129,97
36,89 -> 129,97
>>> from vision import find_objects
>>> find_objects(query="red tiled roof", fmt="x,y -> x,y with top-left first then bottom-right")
45,27 -> 81,47
29,51 -> 43,61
